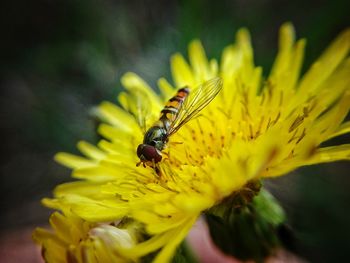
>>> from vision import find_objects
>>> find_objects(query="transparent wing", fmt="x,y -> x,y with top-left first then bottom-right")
167,77 -> 223,136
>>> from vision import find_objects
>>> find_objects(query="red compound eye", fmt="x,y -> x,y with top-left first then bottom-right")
137,144 -> 162,163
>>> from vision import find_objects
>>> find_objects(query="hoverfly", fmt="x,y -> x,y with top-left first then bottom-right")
136,77 -> 223,167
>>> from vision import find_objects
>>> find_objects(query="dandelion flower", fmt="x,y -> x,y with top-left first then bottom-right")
35,23 -> 350,262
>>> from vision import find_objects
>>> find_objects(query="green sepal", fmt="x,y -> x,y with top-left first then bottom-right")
172,241 -> 198,263
205,186 -> 287,262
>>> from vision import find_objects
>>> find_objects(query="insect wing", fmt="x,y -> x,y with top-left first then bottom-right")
167,77 -> 223,136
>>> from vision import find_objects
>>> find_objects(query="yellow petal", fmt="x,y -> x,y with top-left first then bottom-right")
54,152 -> 96,169
77,141 -> 106,160
98,101 -> 139,133
170,53 -> 195,88
189,40 -> 210,81
157,77 -> 176,101
328,121 -> 350,140
297,28 -> 350,96
153,216 -> 197,263
270,23 -> 295,77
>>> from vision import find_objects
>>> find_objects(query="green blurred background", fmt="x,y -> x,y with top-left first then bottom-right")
0,0 -> 349,262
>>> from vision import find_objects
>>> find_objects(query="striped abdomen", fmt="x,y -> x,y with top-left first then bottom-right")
158,87 -> 190,131
142,87 -> 190,152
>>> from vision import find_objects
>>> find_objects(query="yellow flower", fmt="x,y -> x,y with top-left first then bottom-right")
33,210 -> 139,263
38,23 -> 350,262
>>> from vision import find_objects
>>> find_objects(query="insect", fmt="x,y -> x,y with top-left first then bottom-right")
136,77 -> 223,167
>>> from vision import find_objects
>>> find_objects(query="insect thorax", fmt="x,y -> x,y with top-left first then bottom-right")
143,125 -> 168,151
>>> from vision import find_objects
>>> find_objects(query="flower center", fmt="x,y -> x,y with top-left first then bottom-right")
166,108 -> 233,167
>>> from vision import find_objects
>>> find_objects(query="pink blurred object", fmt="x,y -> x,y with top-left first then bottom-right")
0,227 -> 43,263
187,217 -> 240,263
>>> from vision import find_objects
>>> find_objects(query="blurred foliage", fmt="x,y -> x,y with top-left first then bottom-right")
0,0 -> 349,262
